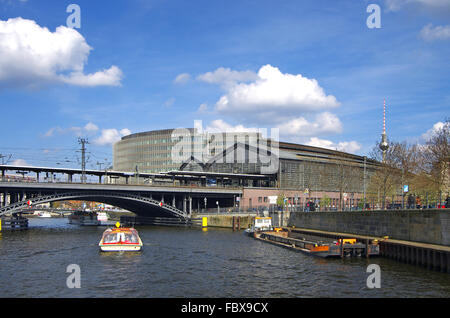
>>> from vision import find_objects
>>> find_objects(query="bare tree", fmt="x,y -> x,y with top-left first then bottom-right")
331,153 -> 362,211
418,119 -> 450,205
367,141 -> 403,209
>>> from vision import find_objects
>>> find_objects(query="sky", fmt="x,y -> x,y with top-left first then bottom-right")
0,0 -> 449,169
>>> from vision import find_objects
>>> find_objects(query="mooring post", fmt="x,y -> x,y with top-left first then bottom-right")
366,239 -> 370,259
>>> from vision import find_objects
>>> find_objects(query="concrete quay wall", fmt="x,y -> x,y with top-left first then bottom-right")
288,209 -> 450,246
193,214 -> 255,229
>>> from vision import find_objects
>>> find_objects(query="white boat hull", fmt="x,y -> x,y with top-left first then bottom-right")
100,244 -> 142,252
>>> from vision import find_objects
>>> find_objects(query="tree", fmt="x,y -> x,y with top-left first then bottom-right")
276,191 -> 286,210
417,119 -> 450,204
333,153 -> 364,210
367,141 -> 403,209
321,195 -> 331,211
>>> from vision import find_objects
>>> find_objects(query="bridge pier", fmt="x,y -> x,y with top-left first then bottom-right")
189,196 -> 192,216
1,191 -> 7,207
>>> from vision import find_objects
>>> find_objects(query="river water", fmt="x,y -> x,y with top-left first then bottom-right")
0,218 -> 449,298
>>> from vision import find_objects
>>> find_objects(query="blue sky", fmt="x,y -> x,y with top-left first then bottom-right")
0,0 -> 449,169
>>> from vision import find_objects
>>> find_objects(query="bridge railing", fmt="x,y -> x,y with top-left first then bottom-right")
0,179 -> 244,191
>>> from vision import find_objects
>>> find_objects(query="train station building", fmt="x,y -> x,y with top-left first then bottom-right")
113,128 -> 379,211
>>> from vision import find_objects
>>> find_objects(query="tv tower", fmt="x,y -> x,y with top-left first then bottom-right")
379,98 -> 389,162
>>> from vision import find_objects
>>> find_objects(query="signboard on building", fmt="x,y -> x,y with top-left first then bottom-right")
268,196 -> 278,204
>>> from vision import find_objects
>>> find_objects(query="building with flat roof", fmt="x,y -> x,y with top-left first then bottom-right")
113,128 -> 264,173
113,128 -> 379,210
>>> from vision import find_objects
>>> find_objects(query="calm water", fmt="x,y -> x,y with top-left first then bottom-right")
0,218 -> 449,298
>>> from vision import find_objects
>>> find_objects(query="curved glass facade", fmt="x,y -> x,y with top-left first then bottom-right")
113,129 -> 192,173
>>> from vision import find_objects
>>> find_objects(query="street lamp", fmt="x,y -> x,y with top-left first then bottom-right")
363,156 -> 366,211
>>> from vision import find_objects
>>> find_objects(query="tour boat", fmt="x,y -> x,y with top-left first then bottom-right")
244,217 -> 273,237
68,211 -> 101,226
99,223 -> 143,252
37,211 -> 52,218
97,212 -> 109,223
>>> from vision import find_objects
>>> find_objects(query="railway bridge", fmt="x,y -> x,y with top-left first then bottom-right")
0,164 -> 270,219
0,182 -> 242,220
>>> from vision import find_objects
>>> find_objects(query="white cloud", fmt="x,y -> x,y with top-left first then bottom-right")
197,67 -> 258,89
93,128 -> 131,146
84,122 -> 99,132
198,65 -> 355,152
306,137 -> 362,154
204,118 -> 359,153
420,24 -> 450,41
213,65 -> 340,123
420,121 -> 446,141
174,73 -> 190,84
44,122 -> 98,138
164,97 -> 176,108
277,112 -> 342,137
385,0 -> 450,11
205,119 -> 261,133
60,66 -> 123,87
11,158 -> 29,166
119,128 -> 131,136
197,103 -> 208,113
0,17 -> 122,89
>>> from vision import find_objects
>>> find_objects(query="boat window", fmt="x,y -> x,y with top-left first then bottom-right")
103,232 -> 139,243
104,233 -> 120,243
124,234 -> 139,243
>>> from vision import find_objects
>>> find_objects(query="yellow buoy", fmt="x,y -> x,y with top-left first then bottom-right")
202,217 -> 208,228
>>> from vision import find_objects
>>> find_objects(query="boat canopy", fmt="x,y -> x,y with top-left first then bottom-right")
102,229 -> 140,244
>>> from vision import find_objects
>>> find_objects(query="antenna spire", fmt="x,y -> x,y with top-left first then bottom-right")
383,98 -> 386,134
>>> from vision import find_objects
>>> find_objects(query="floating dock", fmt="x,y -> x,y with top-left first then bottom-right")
253,228 -> 379,258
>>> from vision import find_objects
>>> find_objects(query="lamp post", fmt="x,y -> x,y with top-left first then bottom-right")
363,156 -> 367,211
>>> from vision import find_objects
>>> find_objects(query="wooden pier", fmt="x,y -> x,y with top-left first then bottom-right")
0,215 -> 29,231
232,216 -> 241,231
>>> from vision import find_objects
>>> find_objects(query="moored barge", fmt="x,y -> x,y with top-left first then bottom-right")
253,229 -> 380,258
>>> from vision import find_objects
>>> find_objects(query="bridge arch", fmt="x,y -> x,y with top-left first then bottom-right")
0,191 -> 188,219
